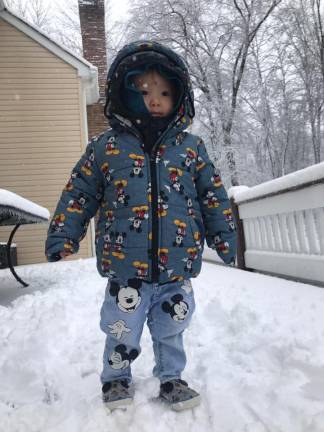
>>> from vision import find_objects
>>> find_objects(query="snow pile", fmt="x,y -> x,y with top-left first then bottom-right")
1,259 -> 324,431
0,189 -> 50,221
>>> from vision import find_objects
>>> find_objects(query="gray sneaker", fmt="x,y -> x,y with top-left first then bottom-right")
102,380 -> 133,410
159,379 -> 201,411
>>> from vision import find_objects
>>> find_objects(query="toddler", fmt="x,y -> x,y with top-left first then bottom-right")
46,40 -> 237,411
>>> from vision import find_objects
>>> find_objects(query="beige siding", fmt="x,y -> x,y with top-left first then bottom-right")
0,19 -> 93,266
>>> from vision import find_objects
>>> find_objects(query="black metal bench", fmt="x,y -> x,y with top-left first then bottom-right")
0,191 -> 49,287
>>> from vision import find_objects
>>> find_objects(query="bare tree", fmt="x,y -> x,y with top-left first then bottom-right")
312,0 -> 324,88
6,0 -> 51,30
277,0 -> 323,164
5,0 -> 29,19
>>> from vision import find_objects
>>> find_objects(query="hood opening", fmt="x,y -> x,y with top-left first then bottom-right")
104,42 -> 195,126
121,63 -> 184,117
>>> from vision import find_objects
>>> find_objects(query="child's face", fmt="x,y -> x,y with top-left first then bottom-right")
134,70 -> 175,117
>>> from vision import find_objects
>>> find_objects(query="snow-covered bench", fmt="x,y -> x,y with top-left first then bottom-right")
0,189 -> 50,287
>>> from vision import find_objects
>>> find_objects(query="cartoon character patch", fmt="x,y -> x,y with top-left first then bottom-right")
103,232 -> 114,256
147,182 -> 152,202
212,234 -> 230,254
109,278 -> 142,313
105,210 -> 115,231
102,258 -> 113,274
158,191 -> 169,217
185,195 -> 195,216
211,173 -> 222,187
133,261 -> 149,278
193,230 -> 202,250
101,162 -> 114,185
67,193 -> 87,214
108,320 -> 131,340
155,145 -> 167,164
162,294 -> 189,322
223,208 -> 235,232
64,172 -> 79,191
105,135 -> 120,155
62,239 -> 75,254
129,206 -> 149,232
114,180 -> 130,207
202,189 -> 220,208
129,154 -> 144,177
181,148 -> 196,171
81,148 -> 95,176
158,248 -> 169,273
168,168 -> 184,194
111,232 -> 126,259
50,213 -> 65,233
196,156 -> 206,171
108,344 -> 139,369
183,247 -> 198,272
174,132 -> 185,146
173,219 -> 187,247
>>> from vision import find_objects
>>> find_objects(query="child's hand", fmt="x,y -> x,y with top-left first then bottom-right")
59,251 -> 73,259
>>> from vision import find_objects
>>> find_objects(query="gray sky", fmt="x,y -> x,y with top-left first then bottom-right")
109,0 -> 129,22
5,0 -> 130,25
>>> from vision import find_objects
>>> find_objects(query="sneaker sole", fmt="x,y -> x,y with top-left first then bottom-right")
104,397 -> 133,411
171,394 -> 201,411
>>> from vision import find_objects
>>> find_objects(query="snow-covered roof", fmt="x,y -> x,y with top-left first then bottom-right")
0,189 -> 50,226
0,0 -> 99,105
231,161 -> 324,204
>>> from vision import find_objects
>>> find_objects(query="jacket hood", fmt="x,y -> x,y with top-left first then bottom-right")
104,40 -> 195,134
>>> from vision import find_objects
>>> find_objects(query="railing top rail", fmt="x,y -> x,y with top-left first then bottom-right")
233,178 -> 324,206
230,161 -> 324,205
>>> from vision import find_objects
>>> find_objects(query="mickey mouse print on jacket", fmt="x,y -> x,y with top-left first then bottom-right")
45,40 -> 237,286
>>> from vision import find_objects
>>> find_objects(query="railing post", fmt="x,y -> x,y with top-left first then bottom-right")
230,197 -> 246,270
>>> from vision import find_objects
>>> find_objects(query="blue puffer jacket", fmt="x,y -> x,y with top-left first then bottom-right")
45,41 -> 237,285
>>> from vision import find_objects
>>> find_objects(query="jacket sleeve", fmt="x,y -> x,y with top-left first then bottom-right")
45,139 -> 104,262
195,138 -> 237,264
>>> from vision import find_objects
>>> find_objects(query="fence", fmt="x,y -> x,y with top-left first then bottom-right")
215,162 -> 324,286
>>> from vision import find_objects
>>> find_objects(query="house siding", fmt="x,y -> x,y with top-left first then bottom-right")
0,19 -> 93,266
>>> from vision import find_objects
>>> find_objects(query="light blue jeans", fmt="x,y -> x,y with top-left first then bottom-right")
100,278 -> 195,384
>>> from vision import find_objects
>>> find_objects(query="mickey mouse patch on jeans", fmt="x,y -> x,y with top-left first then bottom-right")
108,344 -> 139,369
161,294 -> 189,322
109,278 -> 143,313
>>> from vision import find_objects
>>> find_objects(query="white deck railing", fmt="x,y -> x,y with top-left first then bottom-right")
228,162 -> 324,285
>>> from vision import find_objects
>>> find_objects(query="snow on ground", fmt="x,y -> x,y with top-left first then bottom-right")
1,259 -> 324,432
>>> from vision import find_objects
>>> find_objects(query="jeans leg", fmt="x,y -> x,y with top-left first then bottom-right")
147,279 -> 195,383
100,278 -> 151,384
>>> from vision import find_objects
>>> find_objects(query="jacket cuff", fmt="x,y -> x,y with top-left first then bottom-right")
47,252 -> 62,262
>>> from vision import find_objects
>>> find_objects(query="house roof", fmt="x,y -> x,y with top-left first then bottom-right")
0,0 -> 99,105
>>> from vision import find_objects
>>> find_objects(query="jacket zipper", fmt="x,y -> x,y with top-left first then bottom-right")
113,114 -> 179,283
149,120 -> 179,282
149,148 -> 159,283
